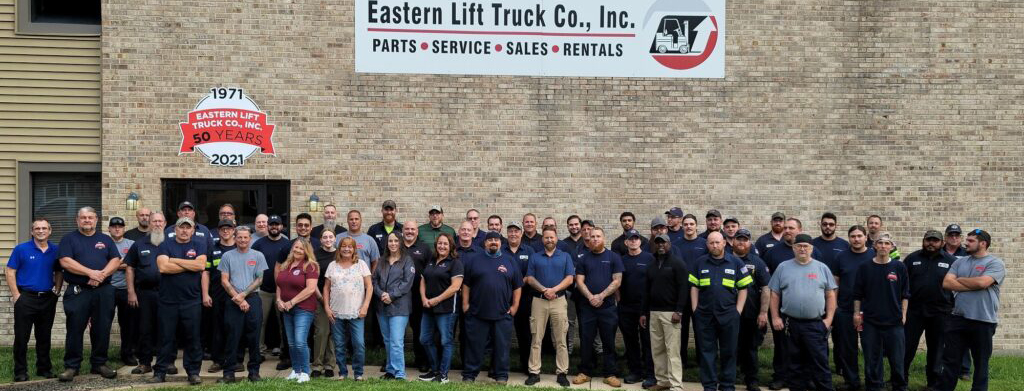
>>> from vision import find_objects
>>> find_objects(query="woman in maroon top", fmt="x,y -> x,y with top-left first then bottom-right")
275,239 -> 320,383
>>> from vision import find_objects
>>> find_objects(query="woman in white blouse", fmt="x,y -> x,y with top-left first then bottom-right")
323,237 -> 372,380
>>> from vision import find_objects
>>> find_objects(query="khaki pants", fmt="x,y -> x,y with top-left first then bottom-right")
258,290 -> 276,351
529,295 -> 569,375
650,311 -> 684,391
311,305 -> 336,371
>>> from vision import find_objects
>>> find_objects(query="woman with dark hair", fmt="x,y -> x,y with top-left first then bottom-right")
417,233 -> 464,383
372,232 -> 416,380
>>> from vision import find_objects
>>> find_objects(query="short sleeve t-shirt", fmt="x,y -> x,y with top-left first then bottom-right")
124,237 -> 161,288
58,230 -> 121,286
576,249 -> 624,309
218,248 -> 268,294
110,237 -> 135,289
768,259 -> 837,319
336,232 -> 380,267
276,261 -> 320,312
853,260 -> 909,326
619,251 -> 653,307
812,236 -> 850,272
422,257 -> 465,314
252,236 -> 292,293
833,248 -> 876,312
948,254 -> 1005,324
157,238 -> 208,304
7,241 -> 59,292
325,261 -> 372,319
464,252 -> 522,320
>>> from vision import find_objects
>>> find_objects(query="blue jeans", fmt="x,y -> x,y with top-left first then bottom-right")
330,317 -> 366,377
420,312 -> 456,376
378,314 -> 409,379
282,308 -> 314,374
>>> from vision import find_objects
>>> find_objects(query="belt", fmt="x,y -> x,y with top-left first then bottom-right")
18,288 -> 53,297
784,314 -> 823,322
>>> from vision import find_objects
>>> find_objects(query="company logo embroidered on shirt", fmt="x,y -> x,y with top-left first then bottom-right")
975,265 -> 985,272
186,249 -> 197,258
498,264 -> 508,273
247,260 -> 258,266
95,242 -> 106,250
141,250 -> 151,255
887,272 -> 898,281
292,269 -> 301,276
807,273 -> 818,279
912,261 -> 922,266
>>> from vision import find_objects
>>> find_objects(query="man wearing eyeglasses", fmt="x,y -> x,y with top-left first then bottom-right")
937,229 -> 1004,391
812,212 -> 849,273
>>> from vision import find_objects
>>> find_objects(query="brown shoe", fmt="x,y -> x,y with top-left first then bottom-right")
648,384 -> 669,391
604,376 -> 622,388
572,373 -> 590,385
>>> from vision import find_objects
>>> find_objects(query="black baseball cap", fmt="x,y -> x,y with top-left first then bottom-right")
945,224 -> 962,234
581,219 -> 595,227
653,233 -> 671,243
382,200 -> 397,210
666,207 -> 684,217
625,229 -> 642,240
923,230 -> 943,241
724,216 -> 739,225
178,201 -> 195,210
793,234 -> 814,245
771,212 -> 786,221
484,231 -> 502,241
109,217 -> 126,227
706,209 -> 722,218
218,219 -> 236,228
268,215 -> 283,225
735,228 -> 752,239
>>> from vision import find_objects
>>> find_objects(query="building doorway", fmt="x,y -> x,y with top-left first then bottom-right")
161,179 -> 290,229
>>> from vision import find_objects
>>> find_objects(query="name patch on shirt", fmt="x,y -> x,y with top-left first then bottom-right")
975,266 -> 985,272
247,260 -> 258,266
141,250 -> 151,256
724,268 -> 735,275
938,262 -> 949,268
701,269 -> 709,274
912,261 -> 922,266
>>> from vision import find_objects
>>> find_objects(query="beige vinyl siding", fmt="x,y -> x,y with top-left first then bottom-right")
0,0 -> 101,309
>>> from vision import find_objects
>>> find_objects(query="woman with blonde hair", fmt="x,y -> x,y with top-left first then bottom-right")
275,238 -> 320,383
323,237 -> 372,380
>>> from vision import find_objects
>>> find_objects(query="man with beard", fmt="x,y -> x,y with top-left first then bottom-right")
557,215 -> 585,259
125,212 -> 167,375
521,214 -> 544,252
699,210 -> 724,240
484,215 -> 509,247
419,206 -> 455,249
205,219 -> 237,373
107,217 -> 138,366
755,212 -> 786,257
866,215 -> 900,261
902,230 -> 956,390
461,232 -> 522,384
6,218 -> 62,382
672,214 -> 706,367
853,233 -> 909,391
125,208 -> 152,241
368,200 -> 402,253
831,226 -> 874,391
691,232 -> 750,391
730,229 -> 771,391
665,207 -> 685,243
574,227 -> 624,388
644,217 -> 669,253
937,229 -> 1005,391
812,212 -> 850,272
148,217 -> 207,385
252,215 -> 292,367
504,221 -> 535,374
611,212 -> 648,256
57,207 -> 121,382
310,205 -> 346,244
524,227 -> 574,387
401,221 -> 433,373
642,234 -> 688,391
941,224 -> 972,379
618,229 -> 656,388
721,217 -> 740,253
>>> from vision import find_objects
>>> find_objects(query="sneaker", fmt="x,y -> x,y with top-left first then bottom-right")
311,370 -> 322,378
131,364 -> 152,375
58,368 -> 78,382
91,365 -> 117,379
419,371 -> 438,381
435,375 -> 450,384
286,370 -> 299,380
604,376 -> 623,388
557,374 -> 570,387
525,374 -> 541,385
355,375 -> 365,381
624,375 -> 641,384
324,369 -> 335,377
297,373 -> 311,383
188,375 -> 202,385
572,373 -> 591,385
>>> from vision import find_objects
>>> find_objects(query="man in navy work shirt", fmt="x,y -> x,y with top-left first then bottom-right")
5,217 -> 62,382
148,217 -> 207,385
521,213 -> 545,253
755,212 -> 786,257
367,200 -> 402,254
665,207 -> 685,243
730,229 -> 771,391
252,214 -> 292,366
205,219 -> 237,373
618,229 -> 656,388
853,232 -> 909,391
832,225 -> 874,391
124,211 -> 167,375
524,227 -> 575,387
611,212 -> 648,256
460,231 -> 522,384
672,213 -> 706,368
941,223 -> 972,379
57,206 -> 121,382
503,221 -> 535,375
902,230 -> 956,390
574,227 -> 624,388
691,232 -> 751,391
164,201 -> 215,249
768,234 -> 837,391
557,215 -> 585,259
811,212 -> 849,272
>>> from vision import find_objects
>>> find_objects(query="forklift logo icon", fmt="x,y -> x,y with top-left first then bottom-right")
648,14 -> 719,70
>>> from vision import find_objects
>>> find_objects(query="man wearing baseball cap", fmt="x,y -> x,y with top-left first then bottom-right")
665,208 -> 685,243
755,212 -> 786,257
368,200 -> 403,254
902,230 -> 956,390
619,229 -> 655,388
205,219 -> 237,373
504,221 -> 536,375
940,223 -> 971,379
164,201 -> 215,250
699,210 -> 724,240
768,234 -> 837,391
107,217 -> 138,367
418,205 -> 455,250
731,229 -> 771,391
853,233 -> 909,391
937,229 -> 1005,391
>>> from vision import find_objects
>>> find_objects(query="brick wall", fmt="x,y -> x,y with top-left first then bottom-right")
14,0 -> 1012,349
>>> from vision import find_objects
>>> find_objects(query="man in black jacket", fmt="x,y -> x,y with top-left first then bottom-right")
902,230 -> 956,390
641,234 -> 689,391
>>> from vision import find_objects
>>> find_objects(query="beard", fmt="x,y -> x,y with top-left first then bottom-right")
150,229 -> 165,246
324,219 -> 337,233
139,220 -> 149,229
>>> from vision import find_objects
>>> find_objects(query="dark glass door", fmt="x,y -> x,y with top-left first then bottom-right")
161,179 -> 290,229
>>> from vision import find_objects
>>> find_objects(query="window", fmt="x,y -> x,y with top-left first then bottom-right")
16,0 -> 101,35
17,163 -> 101,243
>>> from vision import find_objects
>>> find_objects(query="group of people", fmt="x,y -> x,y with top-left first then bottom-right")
4,201 -> 1005,391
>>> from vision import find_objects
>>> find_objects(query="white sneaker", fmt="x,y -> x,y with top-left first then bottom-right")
297,373 -> 310,383
286,370 -> 299,380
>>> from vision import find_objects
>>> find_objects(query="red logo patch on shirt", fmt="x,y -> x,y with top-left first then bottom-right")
95,242 -> 106,250
807,273 -> 818,279
121,247 -> 129,254
887,272 -> 898,281
247,260 -> 257,266
186,249 -> 197,258
975,266 -> 985,272
498,264 -> 508,273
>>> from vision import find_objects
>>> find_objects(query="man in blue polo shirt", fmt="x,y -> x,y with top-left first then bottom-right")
124,211 -> 167,375
691,232 -> 751,391
5,217 -> 62,382
57,206 -> 121,382
574,227 -> 624,388
461,231 -> 522,384
148,217 -> 207,385
524,227 -> 575,387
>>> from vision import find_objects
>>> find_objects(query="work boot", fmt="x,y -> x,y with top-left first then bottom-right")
58,368 -> 78,382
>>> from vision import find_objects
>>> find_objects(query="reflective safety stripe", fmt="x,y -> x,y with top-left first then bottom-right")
205,261 -> 212,268
689,274 -> 699,285
889,249 -> 901,259
722,278 -> 735,288
212,258 -> 221,267
736,275 -> 753,288
699,278 -> 711,287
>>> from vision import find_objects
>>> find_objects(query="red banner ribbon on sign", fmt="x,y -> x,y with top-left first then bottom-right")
179,109 -> 276,154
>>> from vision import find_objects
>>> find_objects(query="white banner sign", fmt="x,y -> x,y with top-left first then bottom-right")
355,0 -> 725,78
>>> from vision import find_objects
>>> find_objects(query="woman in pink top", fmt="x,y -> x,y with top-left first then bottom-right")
275,239 -> 320,383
